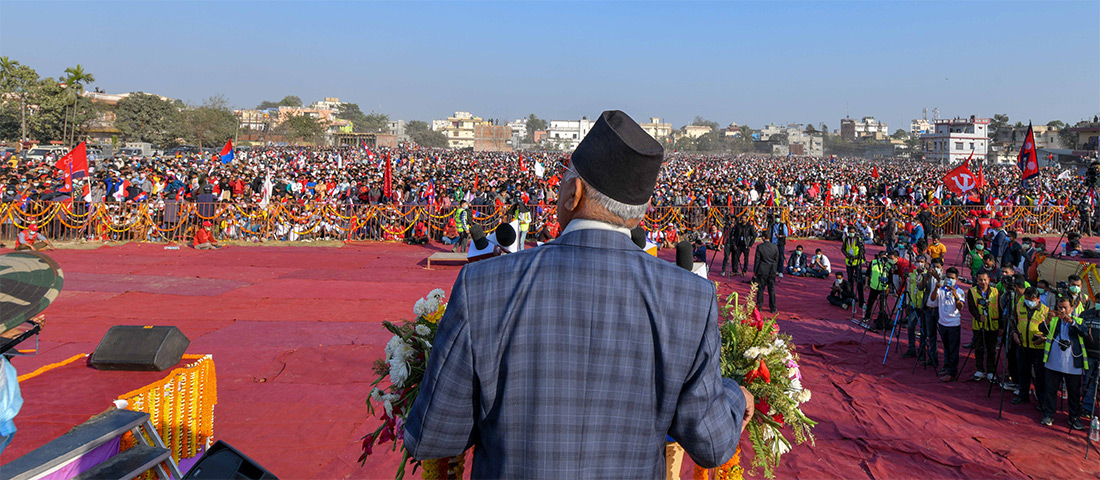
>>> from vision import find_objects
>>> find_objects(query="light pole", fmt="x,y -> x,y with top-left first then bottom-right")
17,86 -> 25,141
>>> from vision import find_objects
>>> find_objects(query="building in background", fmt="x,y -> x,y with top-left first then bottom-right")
921,116 -> 990,163
840,116 -> 888,140
438,112 -> 487,149
546,118 -> 595,150
722,122 -> 742,138
309,97 -> 346,111
474,124 -> 512,152
910,118 -> 934,136
639,117 -> 673,141
431,119 -> 450,132
506,118 -> 528,147
681,125 -> 713,139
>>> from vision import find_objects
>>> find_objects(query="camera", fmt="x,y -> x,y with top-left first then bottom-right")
1058,339 -> 1071,351
977,298 -> 989,307
1056,281 -> 1070,297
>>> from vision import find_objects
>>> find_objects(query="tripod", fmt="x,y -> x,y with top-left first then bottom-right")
883,287 -> 908,364
858,272 -> 895,352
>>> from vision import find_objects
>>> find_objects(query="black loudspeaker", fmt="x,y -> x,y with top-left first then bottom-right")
183,440 -> 278,480
89,326 -> 190,371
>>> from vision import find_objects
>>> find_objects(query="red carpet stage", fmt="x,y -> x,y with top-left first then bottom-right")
3,238 -> 1099,479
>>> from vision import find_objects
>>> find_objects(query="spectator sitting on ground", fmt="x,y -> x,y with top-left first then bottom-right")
440,218 -> 459,246
193,221 -> 221,250
407,221 -> 429,245
828,271 -> 855,310
807,248 -> 831,279
786,245 -> 807,276
14,223 -> 53,251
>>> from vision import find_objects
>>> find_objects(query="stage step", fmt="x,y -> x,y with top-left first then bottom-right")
2,408 -> 148,480
71,444 -> 170,480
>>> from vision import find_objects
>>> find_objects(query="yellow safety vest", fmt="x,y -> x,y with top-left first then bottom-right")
969,286 -> 1000,331
1016,299 -> 1049,350
1043,316 -> 1090,370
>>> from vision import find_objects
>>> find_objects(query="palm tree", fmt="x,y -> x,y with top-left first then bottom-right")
62,65 -> 95,146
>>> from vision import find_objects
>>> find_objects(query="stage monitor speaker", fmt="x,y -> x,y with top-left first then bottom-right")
89,325 -> 189,371
183,440 -> 278,480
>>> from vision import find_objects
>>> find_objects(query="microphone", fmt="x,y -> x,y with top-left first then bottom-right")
675,241 -> 693,271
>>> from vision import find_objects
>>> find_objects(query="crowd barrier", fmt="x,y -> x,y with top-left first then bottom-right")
0,201 -> 1079,244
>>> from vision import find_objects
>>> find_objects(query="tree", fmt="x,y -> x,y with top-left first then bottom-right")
406,120 -> 430,135
256,100 -> 280,110
892,128 -> 908,139
278,95 -> 302,107
691,116 -> 720,131
0,58 -> 39,141
525,114 -> 547,143
412,129 -> 447,148
990,114 -> 1010,139
62,64 -> 95,146
1047,120 -> 1066,129
820,123 -> 828,135
116,92 -> 180,145
361,112 -> 390,134
336,103 -> 372,133
279,113 -> 324,144
24,77 -> 94,143
177,95 -> 237,150
805,124 -> 817,134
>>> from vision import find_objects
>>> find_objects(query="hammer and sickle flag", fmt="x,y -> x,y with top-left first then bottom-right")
943,159 -> 978,196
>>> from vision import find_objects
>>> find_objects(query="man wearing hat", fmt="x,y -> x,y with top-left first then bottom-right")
405,111 -> 751,478
192,221 -> 220,250
13,223 -> 52,252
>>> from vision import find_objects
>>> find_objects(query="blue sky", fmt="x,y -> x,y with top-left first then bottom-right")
2,1 -> 1098,131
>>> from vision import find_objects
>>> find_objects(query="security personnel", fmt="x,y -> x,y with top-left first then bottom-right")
966,271 -> 1001,381
514,203 -> 532,251
1012,287 -> 1049,405
903,256 -> 928,358
453,200 -> 470,253
843,232 -> 866,311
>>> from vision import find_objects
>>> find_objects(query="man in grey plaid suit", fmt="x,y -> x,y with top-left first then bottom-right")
404,111 -> 752,479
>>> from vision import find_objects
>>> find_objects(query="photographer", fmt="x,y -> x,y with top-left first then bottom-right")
864,251 -> 898,332
1040,295 -> 1089,430
930,267 -> 965,382
1067,274 -> 1089,316
1013,287 -> 1049,405
920,258 -> 945,368
966,271 -> 1002,382
903,256 -> 929,358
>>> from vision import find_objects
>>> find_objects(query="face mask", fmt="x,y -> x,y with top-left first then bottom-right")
916,264 -> 926,271
1025,299 -> 1038,309
1038,288 -> 1046,295
796,251 -> 802,256
1023,243 -> 1031,248
835,279 -> 843,285
1071,286 -> 1082,294
935,267 -> 943,274
945,279 -> 956,287
976,245 -> 984,250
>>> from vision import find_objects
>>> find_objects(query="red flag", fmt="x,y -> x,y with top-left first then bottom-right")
383,153 -> 393,198
1017,122 -> 1039,181
55,142 -> 88,179
473,172 -> 479,191
519,153 -> 527,172
943,159 -> 978,195
976,164 -> 986,189
871,166 -> 879,179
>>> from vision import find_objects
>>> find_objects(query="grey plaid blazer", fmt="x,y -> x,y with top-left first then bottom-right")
404,228 -> 746,479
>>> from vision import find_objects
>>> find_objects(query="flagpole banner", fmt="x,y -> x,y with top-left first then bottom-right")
1017,122 -> 1039,181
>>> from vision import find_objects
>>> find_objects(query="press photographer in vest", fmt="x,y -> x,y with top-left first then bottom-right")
930,267 -> 964,381
966,271 -> 1001,382
1013,287 -> 1049,405
1040,295 -> 1089,429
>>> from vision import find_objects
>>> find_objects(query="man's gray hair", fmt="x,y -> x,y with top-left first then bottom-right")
562,167 -> 648,224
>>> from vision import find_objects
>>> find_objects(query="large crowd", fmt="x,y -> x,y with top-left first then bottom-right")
0,145 -> 1096,244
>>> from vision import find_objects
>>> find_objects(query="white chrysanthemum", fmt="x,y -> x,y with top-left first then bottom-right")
423,297 -> 440,314
415,324 -> 431,336
790,378 -> 803,392
389,360 -> 410,388
413,298 -> 427,316
370,388 -> 383,403
761,426 -> 777,440
428,288 -> 445,301
772,338 -> 785,349
796,389 -> 812,404
384,335 -> 404,360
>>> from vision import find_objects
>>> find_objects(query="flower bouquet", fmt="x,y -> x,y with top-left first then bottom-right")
360,288 -> 463,480
694,286 -> 816,479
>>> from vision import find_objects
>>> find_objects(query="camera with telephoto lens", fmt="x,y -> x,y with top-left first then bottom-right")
1056,281 -> 1070,297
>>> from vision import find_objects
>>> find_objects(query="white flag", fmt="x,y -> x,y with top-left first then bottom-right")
1057,170 -> 1073,180
534,160 -> 545,178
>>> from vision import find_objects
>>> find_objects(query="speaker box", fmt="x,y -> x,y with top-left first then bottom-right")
89,325 -> 190,371
183,440 -> 278,480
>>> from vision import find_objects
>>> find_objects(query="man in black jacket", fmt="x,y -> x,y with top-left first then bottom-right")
828,271 -> 855,309
1080,306 -> 1100,418
734,212 -> 757,276
721,214 -> 738,277
754,230 -> 780,313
